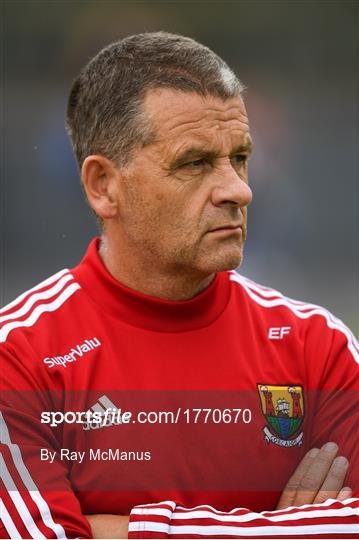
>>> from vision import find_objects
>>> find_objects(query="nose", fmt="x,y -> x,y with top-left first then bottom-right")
210,164 -> 253,208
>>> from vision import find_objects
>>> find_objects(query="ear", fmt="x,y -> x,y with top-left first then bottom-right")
81,155 -> 121,220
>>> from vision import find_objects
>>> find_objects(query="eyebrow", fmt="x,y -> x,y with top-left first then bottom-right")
233,135 -> 254,154
170,135 -> 253,169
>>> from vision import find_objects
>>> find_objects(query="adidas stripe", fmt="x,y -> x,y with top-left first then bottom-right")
230,272 -> 359,364
0,282 -> 80,343
0,412 -> 68,539
0,269 -> 69,315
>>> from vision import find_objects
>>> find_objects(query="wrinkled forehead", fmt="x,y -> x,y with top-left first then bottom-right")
142,88 -> 250,149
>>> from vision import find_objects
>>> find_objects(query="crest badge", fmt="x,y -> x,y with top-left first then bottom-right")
257,384 -> 304,447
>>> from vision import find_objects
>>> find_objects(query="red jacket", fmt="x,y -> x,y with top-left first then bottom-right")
1,238 -> 358,538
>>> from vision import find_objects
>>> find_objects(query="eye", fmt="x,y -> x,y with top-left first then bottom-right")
186,159 -> 205,167
231,154 -> 247,165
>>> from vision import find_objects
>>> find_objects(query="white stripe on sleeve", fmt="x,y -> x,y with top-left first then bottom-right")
0,274 -> 75,324
131,504 -> 358,523
0,455 -> 46,539
0,283 -> 80,343
128,521 -> 359,536
129,499 -> 359,538
0,269 -> 69,314
230,273 -> 359,363
0,498 -> 22,539
0,412 -> 68,539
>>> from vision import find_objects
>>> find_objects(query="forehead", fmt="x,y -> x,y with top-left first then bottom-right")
142,88 -> 250,153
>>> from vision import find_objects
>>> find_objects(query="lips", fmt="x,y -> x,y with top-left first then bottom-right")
209,223 -> 242,232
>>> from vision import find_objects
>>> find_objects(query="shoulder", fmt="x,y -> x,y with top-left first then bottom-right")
229,269 -> 348,327
0,268 -> 81,345
229,270 -> 358,364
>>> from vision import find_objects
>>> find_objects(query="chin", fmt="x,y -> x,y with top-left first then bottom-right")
198,247 -> 244,275
218,254 -> 243,272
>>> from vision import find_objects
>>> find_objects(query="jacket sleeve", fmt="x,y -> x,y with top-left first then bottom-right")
0,343 -> 92,540
128,498 -> 359,538
304,310 -> 359,496
128,313 -> 359,539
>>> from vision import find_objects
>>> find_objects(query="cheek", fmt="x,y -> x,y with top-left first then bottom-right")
137,190 -> 176,233
124,172 -> 205,235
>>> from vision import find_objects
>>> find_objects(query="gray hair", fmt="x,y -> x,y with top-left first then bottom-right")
66,31 -> 244,168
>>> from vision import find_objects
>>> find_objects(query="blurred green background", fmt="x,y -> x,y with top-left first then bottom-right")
1,0 -> 358,331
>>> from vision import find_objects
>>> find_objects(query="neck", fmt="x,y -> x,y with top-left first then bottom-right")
99,236 -> 214,301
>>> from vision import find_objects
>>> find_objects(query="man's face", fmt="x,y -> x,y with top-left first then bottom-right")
113,88 -> 253,278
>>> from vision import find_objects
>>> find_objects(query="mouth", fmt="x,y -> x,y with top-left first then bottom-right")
208,223 -> 243,235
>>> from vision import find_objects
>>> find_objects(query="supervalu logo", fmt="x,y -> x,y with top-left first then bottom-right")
43,337 -> 101,368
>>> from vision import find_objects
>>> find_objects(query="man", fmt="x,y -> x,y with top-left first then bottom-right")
0,32 -> 358,539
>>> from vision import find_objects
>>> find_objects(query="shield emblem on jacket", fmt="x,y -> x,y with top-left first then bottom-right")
257,384 -> 305,447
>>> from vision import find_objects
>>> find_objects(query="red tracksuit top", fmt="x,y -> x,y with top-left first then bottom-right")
1,237 -> 358,538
